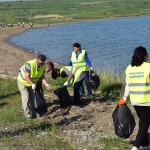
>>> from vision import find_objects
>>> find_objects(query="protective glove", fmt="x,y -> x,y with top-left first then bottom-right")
89,67 -> 94,72
63,81 -> 69,86
118,98 -> 125,106
31,83 -> 36,90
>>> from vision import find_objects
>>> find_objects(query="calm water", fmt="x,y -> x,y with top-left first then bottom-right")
8,16 -> 150,71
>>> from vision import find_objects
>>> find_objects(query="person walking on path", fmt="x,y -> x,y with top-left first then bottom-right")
52,66 -> 85,105
17,54 -> 52,119
68,43 -> 94,98
118,46 -> 150,150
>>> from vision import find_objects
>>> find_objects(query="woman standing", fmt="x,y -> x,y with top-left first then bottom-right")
118,46 -> 150,150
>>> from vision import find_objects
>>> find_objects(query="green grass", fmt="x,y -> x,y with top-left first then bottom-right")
95,67 -> 125,102
0,78 -> 73,149
0,70 -> 126,149
99,137 -> 131,150
0,0 -> 150,24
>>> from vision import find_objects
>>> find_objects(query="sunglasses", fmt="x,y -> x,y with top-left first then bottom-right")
38,60 -> 45,66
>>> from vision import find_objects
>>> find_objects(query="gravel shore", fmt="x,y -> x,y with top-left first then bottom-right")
0,24 -> 57,78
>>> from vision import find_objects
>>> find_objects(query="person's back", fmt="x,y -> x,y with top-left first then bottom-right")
118,46 -> 150,150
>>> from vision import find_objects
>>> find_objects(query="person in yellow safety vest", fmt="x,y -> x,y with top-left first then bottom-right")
118,46 -> 150,150
51,66 -> 85,105
17,54 -> 52,119
68,43 -> 94,98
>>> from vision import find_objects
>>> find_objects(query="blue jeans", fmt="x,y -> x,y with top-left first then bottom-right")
73,80 -> 83,104
80,71 -> 92,96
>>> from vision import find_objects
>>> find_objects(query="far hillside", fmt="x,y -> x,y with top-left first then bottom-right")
0,0 -> 150,24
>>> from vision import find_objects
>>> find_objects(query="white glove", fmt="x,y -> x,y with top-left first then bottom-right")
31,83 -> 36,90
63,81 -> 69,86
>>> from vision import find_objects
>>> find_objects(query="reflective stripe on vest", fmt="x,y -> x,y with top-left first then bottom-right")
60,66 -> 83,85
126,62 -> 150,104
71,50 -> 88,71
18,59 -> 45,86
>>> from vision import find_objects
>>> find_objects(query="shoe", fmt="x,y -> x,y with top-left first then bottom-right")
80,94 -> 85,98
36,113 -> 43,118
25,114 -> 36,119
86,95 -> 93,99
132,146 -> 139,150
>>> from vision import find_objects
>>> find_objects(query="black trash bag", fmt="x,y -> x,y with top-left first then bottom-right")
54,86 -> 72,108
112,104 -> 136,139
89,71 -> 100,90
34,91 -> 47,116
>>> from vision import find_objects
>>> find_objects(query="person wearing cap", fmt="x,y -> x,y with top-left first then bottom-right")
17,54 -> 52,119
52,66 -> 85,105
118,46 -> 150,150
68,43 -> 93,98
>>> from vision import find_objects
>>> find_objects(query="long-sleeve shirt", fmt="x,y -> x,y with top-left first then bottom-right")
68,50 -> 92,68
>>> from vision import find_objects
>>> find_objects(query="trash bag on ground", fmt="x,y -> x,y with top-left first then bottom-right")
112,104 -> 136,139
54,86 -> 72,108
34,91 -> 47,116
89,71 -> 100,90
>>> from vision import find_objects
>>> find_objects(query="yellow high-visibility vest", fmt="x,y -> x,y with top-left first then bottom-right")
18,59 -> 45,86
126,62 -> 150,104
60,66 -> 83,85
71,50 -> 88,71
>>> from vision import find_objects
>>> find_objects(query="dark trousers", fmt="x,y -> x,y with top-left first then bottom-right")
73,80 -> 83,104
80,71 -> 92,96
133,106 -> 150,148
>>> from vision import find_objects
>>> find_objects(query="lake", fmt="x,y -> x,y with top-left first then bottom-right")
8,16 -> 150,71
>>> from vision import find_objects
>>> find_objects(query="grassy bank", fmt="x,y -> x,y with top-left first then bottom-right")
0,0 -> 150,24
0,70 -> 129,149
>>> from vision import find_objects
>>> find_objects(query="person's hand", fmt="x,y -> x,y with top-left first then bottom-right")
118,98 -> 125,106
45,84 -> 52,90
63,81 -> 69,86
31,83 -> 36,90
89,67 -> 94,72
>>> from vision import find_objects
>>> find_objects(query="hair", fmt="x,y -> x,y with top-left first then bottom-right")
51,68 -> 60,79
73,43 -> 81,48
38,54 -> 46,62
46,61 -> 54,69
131,46 -> 148,67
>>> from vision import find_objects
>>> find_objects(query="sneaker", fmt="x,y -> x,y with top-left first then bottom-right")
36,113 -> 43,118
80,94 -> 85,98
86,95 -> 93,99
132,146 -> 139,150
25,114 -> 36,119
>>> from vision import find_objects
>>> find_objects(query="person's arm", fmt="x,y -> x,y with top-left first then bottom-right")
68,60 -> 72,66
118,77 -> 129,105
24,63 -> 35,89
63,68 -> 74,84
84,52 -> 93,71
123,77 -> 130,101
41,74 -> 52,90
25,72 -> 33,86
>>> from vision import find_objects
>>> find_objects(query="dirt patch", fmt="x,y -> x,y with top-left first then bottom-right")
79,2 -> 103,5
44,93 -> 139,149
33,14 -> 64,19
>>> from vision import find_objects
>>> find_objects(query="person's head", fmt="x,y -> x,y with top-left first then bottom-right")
131,46 -> 148,67
51,68 -> 60,79
73,43 -> 81,52
45,61 -> 54,73
37,54 -> 46,68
